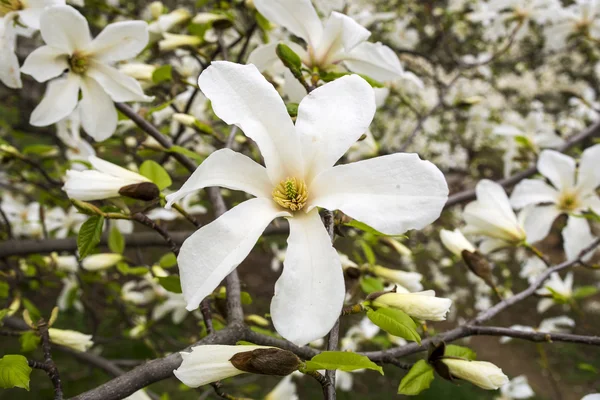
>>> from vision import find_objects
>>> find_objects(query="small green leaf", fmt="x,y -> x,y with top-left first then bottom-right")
22,144 -> 57,156
286,103 -> 299,117
19,331 -> 40,352
168,146 -> 204,163
578,362 -> 598,374
0,355 -> 32,390
367,308 -> 421,343
159,252 -> 177,268
359,276 -> 384,294
108,226 -> 125,254
77,215 -> 105,259
241,291 -> 252,305
444,345 -> 476,360
140,160 -> 172,190
0,281 -> 8,298
360,241 -> 376,265
152,65 -> 173,84
157,276 -> 182,293
398,360 -> 435,395
116,262 -> 148,276
573,286 -> 598,299
276,43 -> 302,70
304,351 -> 384,375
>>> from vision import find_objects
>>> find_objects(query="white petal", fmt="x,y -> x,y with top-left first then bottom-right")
537,150 -> 576,191
30,74 -> 81,127
63,170 -> 125,200
0,16 -> 22,89
581,195 -> 600,215
296,74 -> 375,182
79,76 -> 118,141
562,215 -> 596,261
198,61 -> 302,183
577,144 -> 600,193
89,156 -> 149,182
308,154 -> 448,235
165,149 -> 272,208
510,179 -> 559,209
21,46 -> 69,82
523,205 -> 561,243
178,198 -> 290,310
40,6 -> 91,54
342,42 -> 405,82
473,179 -> 522,230
271,209 -> 344,346
315,12 -> 370,63
87,21 -> 149,62
479,238 -> 509,254
253,0 -> 323,48
87,61 -> 153,102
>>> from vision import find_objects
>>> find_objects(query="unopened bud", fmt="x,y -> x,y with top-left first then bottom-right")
159,33 -> 202,52
119,182 -> 160,201
245,314 -> 270,327
48,307 -> 59,327
172,113 -> 197,127
461,250 -> 495,287
71,199 -> 103,216
23,310 -> 35,329
229,348 -> 301,376
276,43 -> 302,72
149,1 -> 164,19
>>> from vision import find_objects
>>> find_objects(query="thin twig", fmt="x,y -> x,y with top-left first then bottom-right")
38,321 -> 63,400
130,213 -> 179,255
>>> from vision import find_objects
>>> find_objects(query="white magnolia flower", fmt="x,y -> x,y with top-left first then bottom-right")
463,180 -> 527,253
582,394 -> 600,400
46,206 -> 86,238
510,146 -> 600,260
341,317 -> 380,351
265,375 -> 298,400
122,280 -> 157,305
373,290 -> 452,321
21,6 -> 153,140
497,375 -> 535,400
370,266 -> 423,292
63,156 -> 152,201
520,257 -> 547,283
48,328 -> 93,351
57,275 -> 83,312
500,315 -> 575,343
152,292 -> 189,324
440,228 -> 476,256
544,0 -> 600,50
249,0 -> 410,83
81,253 -> 123,271
536,272 -> 574,313
167,62 -> 448,345
148,8 -> 191,38
1,194 -> 42,237
46,253 -> 78,273
442,359 -> 509,390
165,61 -> 448,346
0,13 -> 21,88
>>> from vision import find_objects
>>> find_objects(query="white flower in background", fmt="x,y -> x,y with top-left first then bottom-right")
440,228 -> 477,256
48,328 -> 93,351
265,375 -> 298,400
46,206 -> 86,238
122,280 -> 157,305
165,61 -> 448,346
46,253 -> 78,273
118,63 -> 157,87
373,290 -> 452,321
152,292 -> 189,324
270,243 -> 287,272
582,394 -> 600,400
57,275 -> 83,311
249,0 -> 411,84
569,86 -> 600,122
496,375 -> 535,400
21,6 -> 153,141
536,272 -> 574,313
1,194 -> 42,237
63,156 -> 152,201
463,180 -> 527,253
148,8 -> 191,39
544,0 -> 600,50
147,193 -> 207,221
520,257 -> 547,283
341,317 -> 380,351
56,111 -> 96,170
123,389 -> 152,400
81,253 -> 123,271
0,13 -> 21,88
370,265 -> 423,292
442,359 -> 509,390
500,315 -> 575,343
346,130 -> 379,162
510,146 -> 600,260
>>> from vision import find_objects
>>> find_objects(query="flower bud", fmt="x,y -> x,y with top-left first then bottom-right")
440,229 -> 475,257
373,290 -> 452,321
119,63 -> 157,81
172,113 -> 198,127
371,266 -> 423,292
81,253 -> 123,271
118,181 -> 160,201
192,13 -> 229,25
245,314 -> 270,327
229,348 -> 301,376
441,359 -> 509,390
48,328 -> 94,352
159,33 -> 202,51
149,1 -> 164,19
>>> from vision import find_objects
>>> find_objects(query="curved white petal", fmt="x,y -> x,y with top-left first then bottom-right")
479,238 -> 509,254
87,61 -> 153,102
87,21 -> 149,62
475,180 -> 520,228
89,156 -> 149,182
165,149 -> 273,207
563,215 -> 596,262
271,209 -> 344,346
63,170 -> 135,200
537,150 -> 576,191
178,198 -> 290,311
253,0 -> 323,49
17,0 -> 64,30
315,12 -> 370,63
577,144 -> 600,193
0,15 -> 21,89
296,74 -> 375,182
79,76 -> 118,141
342,42 -> 405,82
308,154 -> 448,235
510,179 -> 560,209
40,6 -> 91,54
198,61 -> 302,183
21,46 -> 68,82
581,194 -> 600,215
523,205 -> 561,243
30,74 -> 81,127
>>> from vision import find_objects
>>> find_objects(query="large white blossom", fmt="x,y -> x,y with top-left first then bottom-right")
165,61 -> 448,346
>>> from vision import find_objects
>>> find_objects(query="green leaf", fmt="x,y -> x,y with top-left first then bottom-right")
241,291 -> 252,305
77,215 -> 105,259
167,146 -> 204,163
108,226 -> 125,254
578,363 -> 598,374
152,65 -> 173,84
0,281 -> 8,298
398,360 -> 435,395
116,262 -> 148,276
444,345 -> 476,360
0,355 -> 32,390
359,276 -> 384,294
159,252 -> 177,268
19,331 -> 40,353
360,241 -> 376,265
157,276 -> 182,293
22,299 -> 41,323
304,351 -> 383,375
573,286 -> 598,299
367,308 -> 421,343
22,144 -> 57,156
140,160 -> 172,190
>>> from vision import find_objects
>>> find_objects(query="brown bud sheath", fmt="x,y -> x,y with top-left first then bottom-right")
461,250 -> 495,288
229,348 -> 301,376
118,182 -> 160,201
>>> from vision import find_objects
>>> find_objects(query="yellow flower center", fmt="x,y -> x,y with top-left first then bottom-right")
0,0 -> 23,16
69,52 -> 89,75
272,177 -> 308,211
557,191 -> 580,212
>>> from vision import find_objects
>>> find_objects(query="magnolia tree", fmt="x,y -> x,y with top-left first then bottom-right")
1,0 -> 600,399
